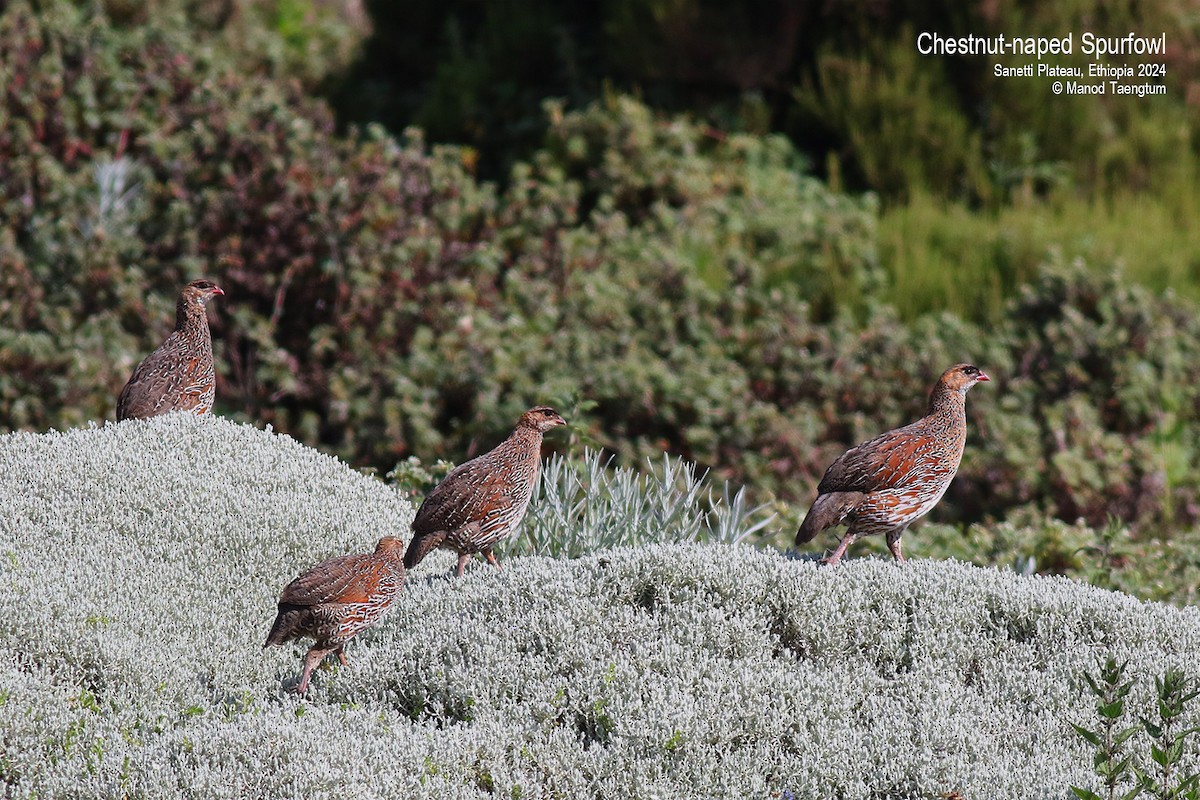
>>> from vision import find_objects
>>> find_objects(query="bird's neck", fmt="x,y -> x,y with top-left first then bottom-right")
926,385 -> 966,423
509,425 -> 544,453
175,299 -> 209,336
487,424 -> 543,496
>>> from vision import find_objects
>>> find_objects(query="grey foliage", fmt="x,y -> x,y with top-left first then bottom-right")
513,449 -> 776,559
2,415 -> 1199,798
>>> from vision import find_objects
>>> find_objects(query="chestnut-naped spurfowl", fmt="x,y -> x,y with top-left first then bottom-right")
265,536 -> 406,693
403,406 -> 567,576
796,364 -> 989,566
116,279 -> 224,421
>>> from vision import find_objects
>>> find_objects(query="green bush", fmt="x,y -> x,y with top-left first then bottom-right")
793,29 -> 989,202
788,1 -> 1198,205
5,1 -> 1200,541
330,0 -> 1200,205
877,187 -> 1200,323
0,0 -> 877,498
99,0 -> 370,89
985,263 -> 1200,529
0,0 -> 499,459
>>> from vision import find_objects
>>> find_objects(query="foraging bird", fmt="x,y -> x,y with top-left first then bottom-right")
116,279 -> 224,421
265,536 -> 406,694
796,364 -> 990,566
404,406 -> 567,576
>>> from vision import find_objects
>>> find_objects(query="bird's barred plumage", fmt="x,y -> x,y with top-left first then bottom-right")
264,536 -> 406,693
116,280 -> 224,421
404,406 -> 567,576
796,364 -> 989,566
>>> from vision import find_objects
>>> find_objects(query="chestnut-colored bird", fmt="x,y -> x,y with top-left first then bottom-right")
116,279 -> 224,421
404,406 -> 567,576
796,364 -> 990,566
264,536 -> 406,694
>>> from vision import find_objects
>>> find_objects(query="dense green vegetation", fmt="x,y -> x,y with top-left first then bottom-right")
327,0 -> 1200,321
2,0 -> 1199,598
332,0 -> 1198,205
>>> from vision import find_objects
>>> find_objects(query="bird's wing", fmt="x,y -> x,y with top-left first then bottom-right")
410,455 -> 501,535
816,421 -> 927,494
174,357 -> 213,406
117,334 -> 208,418
118,348 -> 175,419
278,553 -> 378,606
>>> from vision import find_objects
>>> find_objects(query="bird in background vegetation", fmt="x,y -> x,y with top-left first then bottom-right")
404,406 -> 567,576
115,279 -> 224,421
265,536 -> 406,694
796,364 -> 990,566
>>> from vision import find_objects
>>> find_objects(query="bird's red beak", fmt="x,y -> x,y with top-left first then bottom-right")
977,372 -> 991,382
213,286 -> 225,296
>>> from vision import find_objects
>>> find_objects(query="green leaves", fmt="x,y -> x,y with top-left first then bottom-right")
7,3 -> 1200,567
1136,670 -> 1200,799
1072,659 -> 1200,800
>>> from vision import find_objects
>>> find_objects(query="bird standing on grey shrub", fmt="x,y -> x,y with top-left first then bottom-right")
265,536 -> 406,694
116,279 -> 224,421
796,364 -> 990,566
404,406 -> 567,576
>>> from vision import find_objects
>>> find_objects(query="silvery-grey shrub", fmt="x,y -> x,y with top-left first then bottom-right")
513,449 -> 775,558
3,414 -> 1200,798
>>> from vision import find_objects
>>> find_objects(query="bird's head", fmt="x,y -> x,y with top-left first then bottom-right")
519,406 -> 568,433
181,279 -> 225,308
375,535 -> 406,555
940,363 -> 990,393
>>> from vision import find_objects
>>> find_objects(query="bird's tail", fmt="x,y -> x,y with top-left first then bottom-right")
795,492 -> 863,545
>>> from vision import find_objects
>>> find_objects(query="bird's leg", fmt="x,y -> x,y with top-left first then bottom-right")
336,644 -> 349,667
483,549 -> 501,571
294,647 -> 333,694
822,530 -> 858,567
456,552 -> 470,577
886,529 -> 907,563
